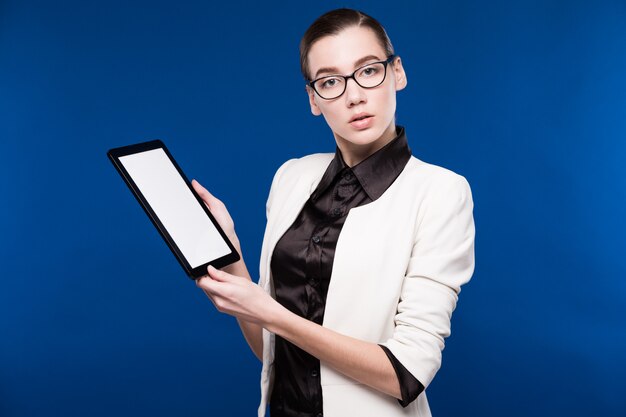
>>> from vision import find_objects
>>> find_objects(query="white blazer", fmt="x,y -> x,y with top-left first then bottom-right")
257,152 -> 475,417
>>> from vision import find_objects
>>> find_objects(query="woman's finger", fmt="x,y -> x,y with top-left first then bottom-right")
195,275 -> 207,287
196,275 -> 233,314
190,180 -> 236,239
207,265 -> 234,282
196,274 -> 222,294
191,179 -> 222,207
200,287 -> 220,309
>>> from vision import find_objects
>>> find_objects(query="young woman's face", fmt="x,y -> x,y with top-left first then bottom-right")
306,25 -> 407,158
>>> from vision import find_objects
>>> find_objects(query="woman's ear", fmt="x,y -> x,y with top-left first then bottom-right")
306,85 -> 322,116
392,56 -> 408,91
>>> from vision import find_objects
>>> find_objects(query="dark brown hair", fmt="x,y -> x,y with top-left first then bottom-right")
299,8 -> 395,81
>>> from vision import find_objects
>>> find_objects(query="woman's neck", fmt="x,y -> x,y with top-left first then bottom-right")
335,122 -> 397,167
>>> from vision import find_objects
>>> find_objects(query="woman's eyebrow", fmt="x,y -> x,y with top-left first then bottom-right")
353,54 -> 382,68
313,55 -> 382,79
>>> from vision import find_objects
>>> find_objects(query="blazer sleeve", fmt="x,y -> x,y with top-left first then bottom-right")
380,174 -> 475,389
379,344 -> 425,407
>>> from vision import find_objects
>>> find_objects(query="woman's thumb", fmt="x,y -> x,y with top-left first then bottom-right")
192,179 -> 215,204
207,265 -> 230,282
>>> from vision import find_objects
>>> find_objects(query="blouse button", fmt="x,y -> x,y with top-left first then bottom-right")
311,369 -> 319,377
311,235 -> 321,244
331,207 -> 342,217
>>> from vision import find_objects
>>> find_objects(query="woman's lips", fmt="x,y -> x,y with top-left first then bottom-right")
349,115 -> 374,130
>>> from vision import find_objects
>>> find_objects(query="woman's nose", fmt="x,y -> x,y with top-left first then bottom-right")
344,78 -> 366,107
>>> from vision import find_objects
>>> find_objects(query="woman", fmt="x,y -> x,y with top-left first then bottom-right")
192,8 -> 475,417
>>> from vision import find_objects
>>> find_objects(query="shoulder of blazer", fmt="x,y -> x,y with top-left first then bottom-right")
264,153 -> 335,218
273,152 -> 335,191
280,152 -> 334,177
403,155 -> 470,190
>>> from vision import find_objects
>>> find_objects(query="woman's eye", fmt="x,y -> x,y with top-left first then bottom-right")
360,66 -> 379,77
321,78 -> 341,89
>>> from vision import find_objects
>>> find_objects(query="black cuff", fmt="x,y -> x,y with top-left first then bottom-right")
379,344 -> 425,407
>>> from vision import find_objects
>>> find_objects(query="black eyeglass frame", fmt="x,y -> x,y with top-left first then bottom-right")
308,55 -> 397,100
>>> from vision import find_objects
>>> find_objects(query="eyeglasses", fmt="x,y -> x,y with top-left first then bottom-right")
308,55 -> 396,100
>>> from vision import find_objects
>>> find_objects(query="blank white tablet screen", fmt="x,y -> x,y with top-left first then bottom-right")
119,149 -> 231,269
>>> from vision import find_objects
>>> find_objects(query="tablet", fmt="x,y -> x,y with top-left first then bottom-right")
107,140 -> 240,279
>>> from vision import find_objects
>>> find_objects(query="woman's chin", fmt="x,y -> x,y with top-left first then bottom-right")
337,127 -> 389,148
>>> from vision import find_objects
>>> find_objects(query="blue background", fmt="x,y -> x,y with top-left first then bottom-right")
1,1 -> 625,416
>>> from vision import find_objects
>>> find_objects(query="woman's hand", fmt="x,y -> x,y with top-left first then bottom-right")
196,266 -> 284,327
192,180 -> 266,359
191,179 -> 240,253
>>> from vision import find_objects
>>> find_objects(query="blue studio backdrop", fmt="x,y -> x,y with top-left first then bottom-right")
1,1 -> 625,416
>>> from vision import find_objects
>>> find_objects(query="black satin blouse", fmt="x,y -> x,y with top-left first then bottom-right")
269,126 -> 424,417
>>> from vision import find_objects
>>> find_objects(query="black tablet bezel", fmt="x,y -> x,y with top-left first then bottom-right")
107,140 -> 240,279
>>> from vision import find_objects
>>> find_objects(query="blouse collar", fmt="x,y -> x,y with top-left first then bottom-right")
312,125 -> 412,202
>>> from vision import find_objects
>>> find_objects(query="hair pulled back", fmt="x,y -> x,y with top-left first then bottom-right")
299,8 -> 395,81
